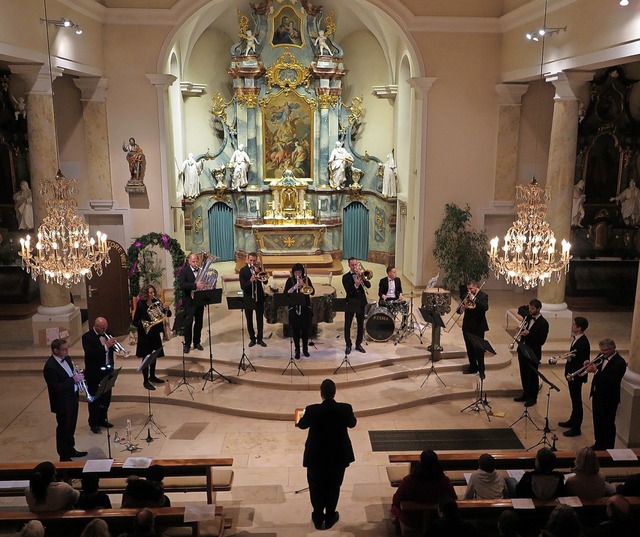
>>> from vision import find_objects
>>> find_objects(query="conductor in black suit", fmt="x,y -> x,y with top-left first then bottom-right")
298,379 -> 356,530
459,280 -> 489,379
378,266 -> 404,305
585,338 -> 627,450
177,253 -> 205,354
558,317 -> 590,438
342,257 -> 371,354
239,252 -> 267,347
82,317 -> 116,434
43,338 -> 87,462
513,299 -> 549,407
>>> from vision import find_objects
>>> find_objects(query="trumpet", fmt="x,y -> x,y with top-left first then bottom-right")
508,317 -> 528,350
104,332 -> 130,357
356,262 -> 373,282
567,353 -> 604,380
72,362 -> 94,402
547,350 -> 576,365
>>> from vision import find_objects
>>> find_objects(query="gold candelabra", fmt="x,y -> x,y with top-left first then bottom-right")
18,170 -> 110,287
488,178 -> 571,290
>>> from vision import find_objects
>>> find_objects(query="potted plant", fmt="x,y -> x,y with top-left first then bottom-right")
433,203 -> 490,295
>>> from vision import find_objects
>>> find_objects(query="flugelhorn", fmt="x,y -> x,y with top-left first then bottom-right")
104,332 -> 130,357
547,350 -> 576,365
72,361 -> 94,402
566,353 -> 604,380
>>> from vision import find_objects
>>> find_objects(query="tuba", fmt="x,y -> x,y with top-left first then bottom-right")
142,299 -> 167,334
195,252 -> 219,289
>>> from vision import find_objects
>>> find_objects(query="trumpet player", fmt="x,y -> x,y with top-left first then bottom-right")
459,280 -> 489,379
342,257 -> 371,354
284,263 -> 315,359
177,253 -> 206,354
239,251 -> 267,347
82,317 -> 116,434
43,339 -> 88,462
585,339 -> 627,450
557,317 -> 590,438
133,284 -> 170,390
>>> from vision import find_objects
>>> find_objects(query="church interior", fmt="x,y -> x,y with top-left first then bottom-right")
1,0 -> 640,535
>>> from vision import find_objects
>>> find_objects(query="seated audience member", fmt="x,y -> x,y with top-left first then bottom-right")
498,510 -> 523,537
512,448 -> 565,499
20,520 -> 45,537
121,465 -> 170,508
146,464 -> 170,507
565,446 -> 616,498
538,505 -> 583,537
428,498 -> 481,537
77,474 -> 112,509
118,507 -> 161,537
616,473 -> 640,496
464,453 -> 508,499
586,494 -> 635,537
80,518 -> 111,537
25,461 -> 80,512
390,450 -> 457,536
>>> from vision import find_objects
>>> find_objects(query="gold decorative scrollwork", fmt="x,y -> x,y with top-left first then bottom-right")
238,10 -> 250,39
324,10 -> 337,37
344,96 -> 364,126
194,214 -> 203,234
236,92 -> 258,109
210,92 -> 230,123
317,93 -> 339,109
264,48 -> 312,94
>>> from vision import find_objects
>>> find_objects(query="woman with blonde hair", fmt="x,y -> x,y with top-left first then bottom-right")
564,446 -> 615,498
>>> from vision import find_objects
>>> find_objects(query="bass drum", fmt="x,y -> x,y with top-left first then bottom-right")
365,307 -> 396,342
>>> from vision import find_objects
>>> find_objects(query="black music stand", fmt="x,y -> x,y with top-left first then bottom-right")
196,288 -> 233,388
510,342 -> 543,434
460,333 -> 496,420
332,298 -> 358,376
417,307 -> 446,387
526,364 -> 561,451
93,367 -> 122,459
274,292 -> 306,377
136,348 -> 166,440
226,294 -> 257,374
169,305 -> 194,399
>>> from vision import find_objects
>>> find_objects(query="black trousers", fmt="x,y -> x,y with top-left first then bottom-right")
307,465 -> 346,523
289,309 -> 311,352
517,352 -> 540,402
463,331 -> 485,375
183,304 -> 204,347
592,395 -> 619,449
55,398 -> 78,459
344,308 -> 365,347
245,301 -> 264,342
566,380 -> 584,429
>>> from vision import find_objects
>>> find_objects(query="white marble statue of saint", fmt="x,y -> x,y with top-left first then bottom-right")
230,144 -> 251,190
571,179 -> 586,227
328,141 -> 352,189
13,181 -> 34,230
382,153 -> 397,198
610,179 -> 640,226
179,153 -> 203,199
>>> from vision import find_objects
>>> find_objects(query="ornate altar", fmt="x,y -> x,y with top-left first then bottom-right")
264,169 -> 314,224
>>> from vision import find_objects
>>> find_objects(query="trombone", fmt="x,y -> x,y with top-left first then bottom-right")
356,262 -> 373,282
443,281 -> 485,333
508,317 -> 528,350
300,265 -> 314,295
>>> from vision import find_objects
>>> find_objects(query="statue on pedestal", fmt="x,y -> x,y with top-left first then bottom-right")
382,152 -> 397,198
610,179 -> 640,226
229,144 -> 251,190
328,141 -> 353,189
571,179 -> 585,227
179,153 -> 204,199
123,137 -> 147,194
13,181 -> 34,230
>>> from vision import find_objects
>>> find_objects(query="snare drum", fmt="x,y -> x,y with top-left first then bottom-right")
387,299 -> 408,317
365,307 -> 396,342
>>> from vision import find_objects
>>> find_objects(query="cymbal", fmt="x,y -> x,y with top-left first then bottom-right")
404,292 -> 422,298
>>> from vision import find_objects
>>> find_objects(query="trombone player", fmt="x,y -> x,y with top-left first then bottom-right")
178,253 -> 206,354
239,251 -> 267,347
459,280 -> 489,379
284,263 -> 315,359
342,257 -> 371,354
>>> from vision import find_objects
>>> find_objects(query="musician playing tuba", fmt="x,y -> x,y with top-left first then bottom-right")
133,284 -> 171,390
239,252 -> 267,347
284,263 -> 315,359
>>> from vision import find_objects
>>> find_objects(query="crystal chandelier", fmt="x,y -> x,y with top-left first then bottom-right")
489,178 -> 571,289
19,171 -> 110,287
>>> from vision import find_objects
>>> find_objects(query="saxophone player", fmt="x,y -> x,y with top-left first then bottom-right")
178,253 -> 206,354
239,252 -> 267,347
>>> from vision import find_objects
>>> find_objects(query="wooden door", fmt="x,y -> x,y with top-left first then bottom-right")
85,240 -> 131,336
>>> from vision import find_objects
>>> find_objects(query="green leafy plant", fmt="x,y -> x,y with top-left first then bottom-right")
433,203 -> 490,290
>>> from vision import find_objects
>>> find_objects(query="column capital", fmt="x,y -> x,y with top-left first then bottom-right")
495,83 -> 529,105
10,63 -> 61,95
408,77 -> 437,96
145,73 -> 177,90
73,76 -> 109,101
547,71 -> 592,101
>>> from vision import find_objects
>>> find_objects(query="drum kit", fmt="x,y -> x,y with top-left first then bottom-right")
364,292 -> 421,343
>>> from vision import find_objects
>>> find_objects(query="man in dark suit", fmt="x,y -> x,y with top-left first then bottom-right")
43,338 -> 88,462
342,257 -> 371,354
558,317 -> 590,437
513,299 -> 549,407
177,253 -> 206,353
298,379 -> 356,530
239,252 -> 267,347
585,338 -> 627,450
459,280 -> 489,379
82,317 -> 116,434
378,265 -> 404,305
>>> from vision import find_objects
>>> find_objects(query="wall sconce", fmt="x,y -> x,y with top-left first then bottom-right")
41,17 -> 83,35
525,26 -> 566,41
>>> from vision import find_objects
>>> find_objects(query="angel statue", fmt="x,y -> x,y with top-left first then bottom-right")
313,29 -> 333,56
244,29 -> 260,56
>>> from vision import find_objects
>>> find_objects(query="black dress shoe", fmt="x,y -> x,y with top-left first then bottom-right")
143,381 -> 156,390
355,345 -> 366,353
59,457 -> 72,462
149,376 -> 165,384
71,450 -> 88,457
463,367 -> 478,375
558,420 -> 572,428
194,344 -> 204,351
524,400 -> 537,407
91,426 -> 102,434
303,349 -> 310,357
563,429 -> 581,437
479,372 -> 486,380
183,345 -> 190,354
100,421 -> 114,428
258,340 -> 267,347
345,345 -> 352,355
513,395 -> 527,402
295,351 -> 301,360
248,340 -> 257,347
325,512 -> 339,529
312,516 -> 323,530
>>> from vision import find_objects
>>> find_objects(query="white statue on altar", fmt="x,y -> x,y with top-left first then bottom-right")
382,152 -> 397,198
179,153 -> 203,199
230,144 -> 251,190
328,141 -> 352,189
